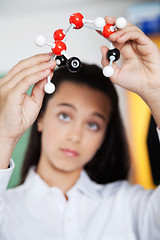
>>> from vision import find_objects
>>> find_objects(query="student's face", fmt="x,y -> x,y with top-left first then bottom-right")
38,81 -> 111,174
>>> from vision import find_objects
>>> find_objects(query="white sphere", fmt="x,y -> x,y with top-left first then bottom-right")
103,66 -> 114,77
94,17 -> 105,28
56,59 -> 61,66
116,17 -> 127,29
35,35 -> 46,47
44,83 -> 55,94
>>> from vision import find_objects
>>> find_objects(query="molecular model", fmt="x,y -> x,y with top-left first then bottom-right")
35,12 -> 127,94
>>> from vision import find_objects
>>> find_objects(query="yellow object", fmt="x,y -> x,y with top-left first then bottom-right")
127,91 -> 155,189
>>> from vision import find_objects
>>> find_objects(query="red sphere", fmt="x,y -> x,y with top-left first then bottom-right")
53,29 -> 65,41
102,24 -> 115,38
69,12 -> 84,29
52,40 -> 67,56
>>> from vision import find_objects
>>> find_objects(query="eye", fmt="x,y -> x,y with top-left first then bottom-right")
88,122 -> 99,131
58,113 -> 71,122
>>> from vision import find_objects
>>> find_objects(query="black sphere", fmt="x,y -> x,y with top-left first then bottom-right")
55,55 -> 67,67
107,48 -> 120,62
66,57 -> 82,73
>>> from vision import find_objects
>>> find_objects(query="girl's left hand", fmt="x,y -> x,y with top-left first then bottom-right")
101,17 -> 160,128
101,17 -> 160,97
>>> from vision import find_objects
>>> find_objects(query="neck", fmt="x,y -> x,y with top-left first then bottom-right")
36,157 -> 82,194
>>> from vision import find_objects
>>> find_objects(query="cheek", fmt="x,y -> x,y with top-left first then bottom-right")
84,131 -> 106,156
41,120 -> 62,145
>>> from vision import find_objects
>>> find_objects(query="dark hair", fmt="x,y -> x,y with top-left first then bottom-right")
21,63 -> 131,184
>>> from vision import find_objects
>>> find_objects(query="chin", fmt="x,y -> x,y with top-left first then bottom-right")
50,160 -> 81,173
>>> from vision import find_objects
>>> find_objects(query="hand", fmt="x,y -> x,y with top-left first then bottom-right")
0,53 -> 56,145
101,16 -> 160,128
101,17 -> 160,99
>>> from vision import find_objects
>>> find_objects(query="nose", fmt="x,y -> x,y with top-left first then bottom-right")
66,124 -> 82,143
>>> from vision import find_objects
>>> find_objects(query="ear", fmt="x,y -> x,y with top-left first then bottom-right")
37,115 -> 44,132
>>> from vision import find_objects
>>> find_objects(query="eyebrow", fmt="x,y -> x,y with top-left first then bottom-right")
57,103 -> 106,121
57,103 -> 76,110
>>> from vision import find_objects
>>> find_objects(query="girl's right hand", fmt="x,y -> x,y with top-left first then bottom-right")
0,53 -> 56,145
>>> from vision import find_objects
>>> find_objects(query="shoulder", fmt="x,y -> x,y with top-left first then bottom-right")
80,171 -> 154,202
99,180 -> 153,201
5,183 -> 26,204
4,167 -> 36,206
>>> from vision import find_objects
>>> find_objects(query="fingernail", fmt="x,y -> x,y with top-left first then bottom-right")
49,60 -> 56,66
45,69 -> 51,74
100,47 -> 105,59
46,52 -> 53,56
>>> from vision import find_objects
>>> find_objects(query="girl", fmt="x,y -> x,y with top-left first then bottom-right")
0,18 -> 160,240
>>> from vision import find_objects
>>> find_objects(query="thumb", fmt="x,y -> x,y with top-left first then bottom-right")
30,77 -> 48,108
100,46 -> 109,67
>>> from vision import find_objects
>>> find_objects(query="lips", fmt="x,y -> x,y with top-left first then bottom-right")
61,148 -> 79,157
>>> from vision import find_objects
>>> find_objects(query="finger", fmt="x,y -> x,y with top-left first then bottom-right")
104,16 -> 132,28
116,30 -> 151,47
30,71 -> 54,108
117,31 -> 157,57
6,60 -> 56,89
109,24 -> 142,42
30,79 -> 46,109
109,66 -> 121,86
104,16 -> 132,27
25,72 -> 54,125
12,69 -> 52,101
104,16 -> 117,24
101,46 -> 109,67
4,53 -> 53,82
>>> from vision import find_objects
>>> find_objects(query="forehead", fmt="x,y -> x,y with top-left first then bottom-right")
48,81 -> 111,114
